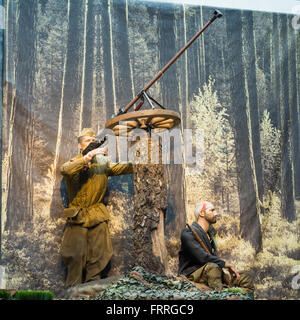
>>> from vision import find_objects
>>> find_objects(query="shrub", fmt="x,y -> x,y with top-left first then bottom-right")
13,290 -> 55,300
0,289 -> 12,300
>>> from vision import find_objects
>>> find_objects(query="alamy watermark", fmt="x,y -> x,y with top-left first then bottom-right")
0,5 -> 5,30
291,265 -> 300,290
0,265 -> 6,288
96,126 -> 204,175
292,5 -> 300,30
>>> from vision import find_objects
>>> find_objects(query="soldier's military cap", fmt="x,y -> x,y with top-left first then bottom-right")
78,128 -> 96,139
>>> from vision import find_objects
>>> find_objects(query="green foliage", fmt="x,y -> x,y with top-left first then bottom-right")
0,289 -> 12,300
95,266 -> 252,300
190,77 -> 235,175
187,77 -> 237,212
0,289 -> 55,300
222,287 -> 245,294
260,110 -> 281,193
13,290 -> 55,300
253,195 -> 300,299
217,196 -> 300,300
1,214 -> 66,296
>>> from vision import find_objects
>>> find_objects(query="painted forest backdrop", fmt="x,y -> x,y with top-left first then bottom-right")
1,0 -> 300,299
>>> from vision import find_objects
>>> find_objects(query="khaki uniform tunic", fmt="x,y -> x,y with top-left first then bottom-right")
60,154 -> 133,288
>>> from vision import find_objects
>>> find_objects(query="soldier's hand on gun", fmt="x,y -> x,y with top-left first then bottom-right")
83,147 -> 108,162
225,263 -> 240,281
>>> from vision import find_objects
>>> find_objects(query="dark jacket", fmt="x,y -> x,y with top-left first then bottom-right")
178,222 -> 225,276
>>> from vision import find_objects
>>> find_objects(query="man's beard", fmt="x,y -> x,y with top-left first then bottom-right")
206,215 -> 217,224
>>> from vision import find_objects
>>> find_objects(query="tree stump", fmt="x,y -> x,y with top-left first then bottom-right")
131,133 -> 170,275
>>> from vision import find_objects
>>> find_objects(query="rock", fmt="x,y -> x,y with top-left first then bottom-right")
65,274 -> 123,300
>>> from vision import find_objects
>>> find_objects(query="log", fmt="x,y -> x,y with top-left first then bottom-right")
131,133 -> 170,274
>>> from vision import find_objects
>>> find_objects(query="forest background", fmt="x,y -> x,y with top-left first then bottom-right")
0,0 -> 299,299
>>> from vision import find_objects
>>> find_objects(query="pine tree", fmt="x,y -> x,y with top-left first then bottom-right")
260,110 -> 281,193
6,0 -> 38,229
189,77 -> 236,209
225,9 -> 262,251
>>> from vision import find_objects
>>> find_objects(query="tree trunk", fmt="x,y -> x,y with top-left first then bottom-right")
185,7 -> 200,101
2,0 -> 17,232
0,0 -> 4,261
93,11 -> 107,131
267,13 -> 281,193
296,21 -> 300,199
101,0 -> 116,118
272,13 -> 281,130
158,3 -> 186,239
242,11 -> 264,203
132,135 -> 169,274
5,0 -> 37,230
288,25 -> 300,200
112,0 -> 133,109
80,0 -> 95,130
2,0 -> 16,149
49,0 -> 84,218
279,14 -> 296,221
174,4 -> 188,129
263,18 -> 272,122
225,9 -> 262,251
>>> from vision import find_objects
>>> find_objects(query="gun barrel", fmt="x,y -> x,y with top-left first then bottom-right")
120,9 -> 223,115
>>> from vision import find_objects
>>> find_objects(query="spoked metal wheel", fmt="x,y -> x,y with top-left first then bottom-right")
105,109 -> 181,136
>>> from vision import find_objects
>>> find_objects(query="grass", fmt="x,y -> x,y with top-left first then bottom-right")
214,194 -> 300,299
0,289 -> 55,300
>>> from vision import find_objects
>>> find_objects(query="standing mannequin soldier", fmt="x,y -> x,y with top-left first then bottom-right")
178,201 -> 254,293
60,128 -> 133,288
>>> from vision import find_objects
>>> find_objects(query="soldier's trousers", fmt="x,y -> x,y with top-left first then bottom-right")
61,221 -> 113,288
188,262 -> 254,293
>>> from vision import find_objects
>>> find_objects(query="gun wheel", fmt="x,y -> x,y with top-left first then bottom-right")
105,109 -> 181,136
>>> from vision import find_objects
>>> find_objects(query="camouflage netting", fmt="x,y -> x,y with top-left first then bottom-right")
93,266 -> 254,300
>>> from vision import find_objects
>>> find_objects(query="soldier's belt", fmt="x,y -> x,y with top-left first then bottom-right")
62,203 -> 110,228
62,207 -> 82,220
